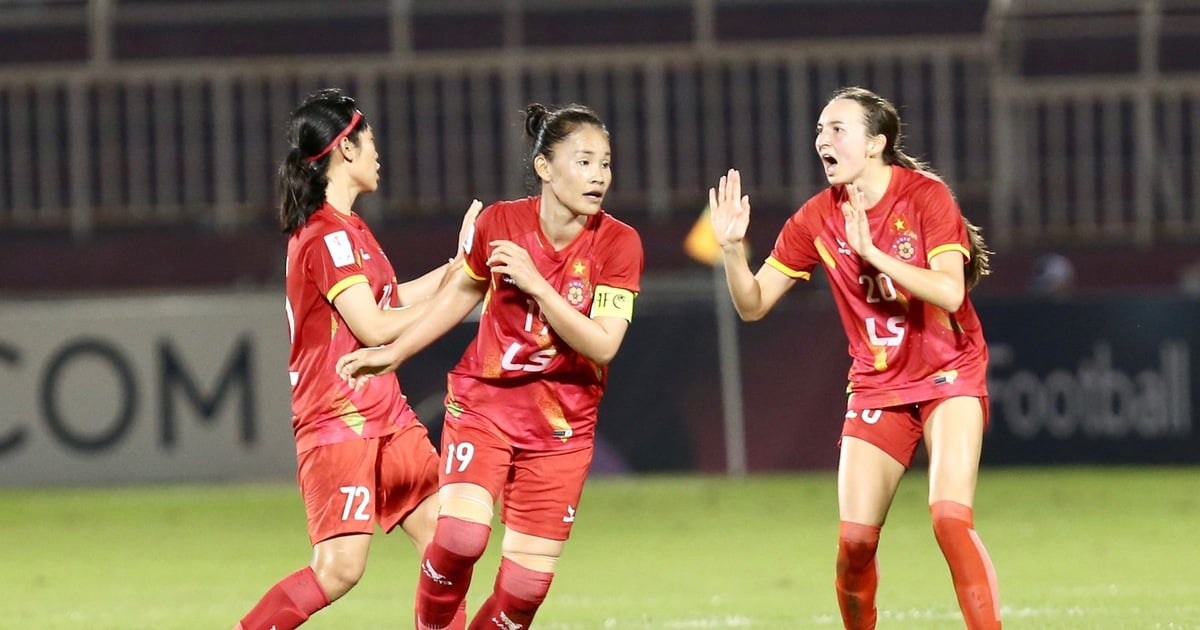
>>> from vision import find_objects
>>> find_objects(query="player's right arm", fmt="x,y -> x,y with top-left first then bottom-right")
333,199 -> 485,347
710,168 -> 796,321
333,282 -> 426,348
337,266 -> 485,384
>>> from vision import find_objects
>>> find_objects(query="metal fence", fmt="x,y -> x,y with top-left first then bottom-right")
0,39 -> 991,237
991,76 -> 1200,247
2,0 -> 1200,249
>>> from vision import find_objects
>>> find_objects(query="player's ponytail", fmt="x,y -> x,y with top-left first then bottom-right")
963,218 -> 992,290
277,88 -> 365,234
277,148 -> 327,234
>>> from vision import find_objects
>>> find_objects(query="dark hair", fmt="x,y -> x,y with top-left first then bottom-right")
829,86 -> 991,289
522,103 -> 608,193
277,88 -> 368,234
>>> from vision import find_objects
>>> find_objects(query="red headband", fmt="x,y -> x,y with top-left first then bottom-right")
306,110 -> 363,163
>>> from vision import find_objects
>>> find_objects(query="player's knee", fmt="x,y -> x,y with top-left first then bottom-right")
311,555 -> 366,601
497,556 -> 555,605
930,500 -> 974,541
838,521 -> 881,572
434,515 -> 492,560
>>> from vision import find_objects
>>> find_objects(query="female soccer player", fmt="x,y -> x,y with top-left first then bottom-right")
708,87 -> 1001,629
235,88 -> 476,630
336,102 -> 644,629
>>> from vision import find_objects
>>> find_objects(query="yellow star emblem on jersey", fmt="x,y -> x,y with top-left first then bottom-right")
893,218 -> 906,231
572,261 -> 586,275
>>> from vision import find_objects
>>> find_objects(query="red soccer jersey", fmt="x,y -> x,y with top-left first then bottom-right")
448,197 -> 644,450
285,203 -> 419,454
766,165 -> 988,408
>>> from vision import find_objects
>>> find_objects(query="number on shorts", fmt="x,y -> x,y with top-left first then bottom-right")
339,485 -> 371,521
445,442 -> 475,474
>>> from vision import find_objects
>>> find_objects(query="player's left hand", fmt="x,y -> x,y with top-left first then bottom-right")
841,184 -> 878,260
487,240 -> 550,296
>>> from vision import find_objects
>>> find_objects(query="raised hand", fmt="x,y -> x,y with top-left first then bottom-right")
840,183 -> 876,258
455,199 -> 484,260
708,168 -> 752,248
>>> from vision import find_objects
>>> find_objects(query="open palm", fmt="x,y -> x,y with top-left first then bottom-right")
841,183 -> 874,256
709,168 -> 752,247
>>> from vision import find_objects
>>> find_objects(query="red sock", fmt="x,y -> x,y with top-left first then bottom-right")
467,557 -> 554,630
931,501 -> 1002,630
450,599 -> 468,630
835,521 -> 881,630
416,517 -> 491,630
238,566 -> 330,630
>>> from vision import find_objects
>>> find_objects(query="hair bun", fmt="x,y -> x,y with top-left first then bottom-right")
523,103 -> 550,138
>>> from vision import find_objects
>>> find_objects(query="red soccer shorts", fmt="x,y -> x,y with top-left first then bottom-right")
297,420 -> 440,544
440,418 -> 593,541
841,396 -> 990,468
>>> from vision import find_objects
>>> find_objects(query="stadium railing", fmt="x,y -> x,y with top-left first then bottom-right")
0,38 -> 991,238
987,0 -> 1200,247
0,0 -> 1198,249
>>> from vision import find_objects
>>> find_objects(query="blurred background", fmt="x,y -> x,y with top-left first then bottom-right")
2,0 -> 1198,485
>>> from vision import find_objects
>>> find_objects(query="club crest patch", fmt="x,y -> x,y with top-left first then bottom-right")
893,235 -> 916,261
565,279 -> 588,307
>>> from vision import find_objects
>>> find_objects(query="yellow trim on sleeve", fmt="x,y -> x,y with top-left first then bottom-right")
590,285 -> 636,321
765,256 -> 812,280
927,243 -> 970,262
814,237 -> 837,269
463,259 -> 487,281
327,274 -> 368,301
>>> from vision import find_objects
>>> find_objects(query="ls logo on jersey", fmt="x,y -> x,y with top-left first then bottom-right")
866,315 -> 906,346
324,230 -> 356,268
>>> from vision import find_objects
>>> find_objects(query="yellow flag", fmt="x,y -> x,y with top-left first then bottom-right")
684,205 -> 722,265
684,205 -> 750,265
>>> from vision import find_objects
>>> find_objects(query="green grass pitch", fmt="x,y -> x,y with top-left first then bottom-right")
3,467 -> 1198,629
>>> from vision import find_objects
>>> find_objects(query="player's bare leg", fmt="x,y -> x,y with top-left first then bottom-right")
835,437 -> 905,630
925,397 -> 1001,630
235,534 -> 369,630
467,529 -> 562,630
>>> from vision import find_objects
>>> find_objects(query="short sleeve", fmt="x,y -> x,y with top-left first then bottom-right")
917,179 -> 971,262
302,228 -> 368,301
766,198 -> 822,279
597,225 -> 644,294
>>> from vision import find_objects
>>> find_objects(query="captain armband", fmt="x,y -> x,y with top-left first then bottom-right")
589,285 -> 636,322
